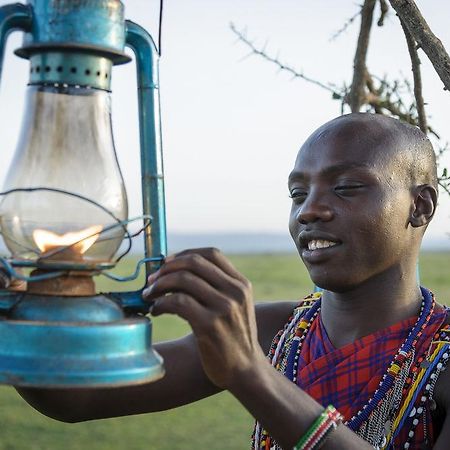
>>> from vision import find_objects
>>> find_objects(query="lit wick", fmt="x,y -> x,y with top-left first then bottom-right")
33,225 -> 103,261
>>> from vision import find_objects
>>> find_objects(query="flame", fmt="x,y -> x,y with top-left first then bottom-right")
33,225 -> 103,255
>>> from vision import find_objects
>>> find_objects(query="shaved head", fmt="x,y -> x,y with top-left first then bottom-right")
302,113 -> 438,192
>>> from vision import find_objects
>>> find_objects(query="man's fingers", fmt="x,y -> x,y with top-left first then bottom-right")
151,292 -> 210,328
147,252 -> 246,297
164,248 -> 247,283
143,269 -> 229,309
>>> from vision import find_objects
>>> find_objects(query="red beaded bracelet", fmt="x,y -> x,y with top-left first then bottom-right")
293,405 -> 344,450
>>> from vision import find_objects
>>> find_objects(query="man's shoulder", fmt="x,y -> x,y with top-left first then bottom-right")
255,300 -> 307,329
255,301 -> 299,354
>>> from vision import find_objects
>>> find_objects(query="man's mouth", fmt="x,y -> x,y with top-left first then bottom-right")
307,239 -> 339,251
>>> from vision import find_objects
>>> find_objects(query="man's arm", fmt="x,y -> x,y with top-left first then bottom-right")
142,248 -> 372,449
16,299 -> 295,422
16,334 -> 217,422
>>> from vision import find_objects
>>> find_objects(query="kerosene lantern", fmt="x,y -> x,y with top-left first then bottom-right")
0,0 -> 167,387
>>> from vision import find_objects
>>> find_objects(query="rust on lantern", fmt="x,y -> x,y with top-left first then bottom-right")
27,270 -> 96,296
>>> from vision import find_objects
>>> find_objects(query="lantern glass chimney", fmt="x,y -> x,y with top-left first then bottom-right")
0,85 -> 128,264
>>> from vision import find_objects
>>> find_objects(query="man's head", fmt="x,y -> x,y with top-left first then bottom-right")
288,113 -> 438,292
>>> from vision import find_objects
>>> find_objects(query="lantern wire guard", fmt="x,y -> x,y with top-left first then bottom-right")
0,0 -> 168,387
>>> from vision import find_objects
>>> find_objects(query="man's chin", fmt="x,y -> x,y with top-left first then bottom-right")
308,272 -> 357,294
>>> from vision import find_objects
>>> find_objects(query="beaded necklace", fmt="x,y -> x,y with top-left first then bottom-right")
291,288 -> 434,448
253,288 -> 449,450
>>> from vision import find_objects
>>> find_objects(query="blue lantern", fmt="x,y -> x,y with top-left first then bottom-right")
0,0 -> 167,387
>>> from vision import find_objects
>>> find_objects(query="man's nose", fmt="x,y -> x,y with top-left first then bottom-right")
296,190 -> 334,224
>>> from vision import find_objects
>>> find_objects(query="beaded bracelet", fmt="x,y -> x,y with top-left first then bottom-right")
293,405 -> 343,450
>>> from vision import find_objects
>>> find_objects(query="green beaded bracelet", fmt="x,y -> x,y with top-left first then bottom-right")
293,405 -> 343,450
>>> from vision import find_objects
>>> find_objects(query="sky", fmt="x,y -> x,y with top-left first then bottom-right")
0,0 -> 449,249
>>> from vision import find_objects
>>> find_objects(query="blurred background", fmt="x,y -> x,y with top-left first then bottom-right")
0,1 -> 449,448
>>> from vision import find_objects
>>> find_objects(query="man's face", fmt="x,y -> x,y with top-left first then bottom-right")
288,124 -> 414,292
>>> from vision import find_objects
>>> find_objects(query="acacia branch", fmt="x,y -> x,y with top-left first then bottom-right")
330,9 -> 361,41
377,0 -> 389,26
349,0 -> 377,111
230,22 -> 342,97
388,0 -> 450,91
439,176 -> 450,196
399,19 -> 427,133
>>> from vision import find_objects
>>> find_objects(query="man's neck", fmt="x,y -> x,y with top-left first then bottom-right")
320,265 -> 423,349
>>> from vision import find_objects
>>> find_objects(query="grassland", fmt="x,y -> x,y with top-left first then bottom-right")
0,252 -> 448,450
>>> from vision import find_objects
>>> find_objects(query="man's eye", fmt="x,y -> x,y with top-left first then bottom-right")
289,190 -> 307,202
334,185 -> 364,194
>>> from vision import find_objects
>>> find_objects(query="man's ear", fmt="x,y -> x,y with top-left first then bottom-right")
410,184 -> 438,228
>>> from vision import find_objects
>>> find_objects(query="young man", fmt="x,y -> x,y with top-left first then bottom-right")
18,113 -> 450,449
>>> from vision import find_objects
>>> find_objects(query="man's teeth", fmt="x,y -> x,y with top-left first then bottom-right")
308,240 -> 337,251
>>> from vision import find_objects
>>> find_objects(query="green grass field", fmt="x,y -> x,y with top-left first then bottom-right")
0,252 -> 449,450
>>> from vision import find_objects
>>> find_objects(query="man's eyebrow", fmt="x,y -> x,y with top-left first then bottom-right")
288,163 -> 373,183
289,162 -> 373,180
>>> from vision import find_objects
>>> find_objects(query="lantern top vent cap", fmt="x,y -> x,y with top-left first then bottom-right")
15,0 -> 130,65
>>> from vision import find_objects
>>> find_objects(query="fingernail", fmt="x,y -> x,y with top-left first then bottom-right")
147,270 -> 159,283
142,282 -> 156,298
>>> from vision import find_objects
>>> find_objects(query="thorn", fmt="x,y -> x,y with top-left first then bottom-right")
238,52 -> 254,63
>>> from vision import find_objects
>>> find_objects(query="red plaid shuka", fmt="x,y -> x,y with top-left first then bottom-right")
253,291 -> 449,450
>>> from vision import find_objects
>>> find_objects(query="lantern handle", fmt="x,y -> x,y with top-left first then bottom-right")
125,20 -> 167,280
0,3 -> 32,85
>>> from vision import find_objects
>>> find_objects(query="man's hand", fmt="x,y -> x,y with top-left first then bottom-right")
142,248 -> 267,389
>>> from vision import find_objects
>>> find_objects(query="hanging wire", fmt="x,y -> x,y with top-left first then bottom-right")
158,0 -> 164,55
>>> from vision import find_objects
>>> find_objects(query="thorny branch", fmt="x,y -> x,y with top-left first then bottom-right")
231,0 -> 450,193
330,9 -> 361,41
230,23 -> 431,132
230,22 -> 341,97
399,19 -> 427,133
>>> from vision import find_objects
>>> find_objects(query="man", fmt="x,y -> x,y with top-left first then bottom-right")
18,113 -> 450,449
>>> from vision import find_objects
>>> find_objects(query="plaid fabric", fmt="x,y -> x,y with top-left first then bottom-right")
295,313 -> 417,421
